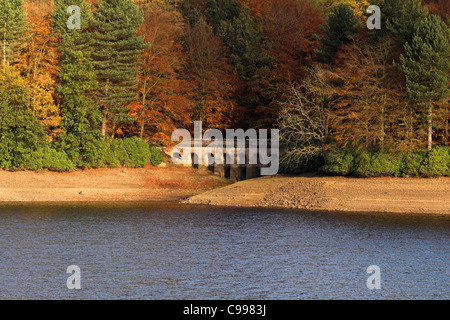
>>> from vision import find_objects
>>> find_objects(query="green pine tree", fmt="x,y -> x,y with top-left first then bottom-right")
52,0 -> 107,168
92,0 -> 147,137
398,14 -> 450,151
194,0 -> 273,127
192,0 -> 272,81
0,0 -> 26,68
315,3 -> 358,64
219,6 -> 272,81
386,0 -> 429,46
205,0 -> 240,28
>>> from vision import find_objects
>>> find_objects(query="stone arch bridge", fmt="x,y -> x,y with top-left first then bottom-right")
186,138 -> 281,182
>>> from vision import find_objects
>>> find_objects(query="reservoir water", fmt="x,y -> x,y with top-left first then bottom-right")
0,202 -> 448,299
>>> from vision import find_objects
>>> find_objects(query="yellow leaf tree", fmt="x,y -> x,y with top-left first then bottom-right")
325,0 -> 371,19
19,1 -> 61,140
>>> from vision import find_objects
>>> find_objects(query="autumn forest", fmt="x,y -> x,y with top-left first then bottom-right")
0,0 -> 449,176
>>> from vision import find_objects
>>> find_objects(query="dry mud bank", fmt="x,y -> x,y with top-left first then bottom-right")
183,175 -> 450,214
0,167 -> 230,202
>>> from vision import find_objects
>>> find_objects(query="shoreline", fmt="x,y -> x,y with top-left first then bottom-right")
0,167 -> 231,203
183,175 -> 450,215
0,169 -> 448,215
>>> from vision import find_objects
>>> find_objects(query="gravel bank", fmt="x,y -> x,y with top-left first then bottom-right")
183,175 -> 450,214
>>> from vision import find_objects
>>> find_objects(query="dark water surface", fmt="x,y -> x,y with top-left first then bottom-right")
0,202 -> 448,299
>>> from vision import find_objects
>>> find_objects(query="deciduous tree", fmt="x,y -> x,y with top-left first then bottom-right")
20,1 -> 61,140
183,17 -> 240,129
130,5 -> 191,144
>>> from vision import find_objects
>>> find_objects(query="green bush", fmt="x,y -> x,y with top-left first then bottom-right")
81,138 -> 109,168
400,151 -> 426,176
353,151 -> 372,177
353,151 -> 408,177
370,152 -> 402,176
16,150 -> 44,171
56,132 -> 109,169
322,146 -> 450,177
322,147 -> 355,175
105,138 -> 156,168
6,146 -> 74,171
419,146 -> 450,176
107,138 -> 130,167
0,143 -> 11,170
42,147 -> 74,171
150,147 -> 164,166
121,137 -> 151,168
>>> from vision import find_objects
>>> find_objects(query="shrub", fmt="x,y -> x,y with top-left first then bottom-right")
42,147 -> 74,171
56,132 -> 109,169
16,150 -> 44,171
81,138 -> 109,168
150,147 -> 164,166
8,146 -> 74,171
0,143 -> 11,170
122,137 -> 151,167
107,138 -> 130,167
419,146 -> 450,176
322,146 -> 450,177
107,138 -> 154,168
322,147 -> 355,175
400,151 -> 426,176
353,151 -> 372,177
370,152 -> 402,176
351,151 -> 402,177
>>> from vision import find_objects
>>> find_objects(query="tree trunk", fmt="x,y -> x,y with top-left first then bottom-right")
409,103 -> 413,145
140,122 -> 145,139
380,103 -> 385,147
111,121 -> 116,139
445,103 -> 449,146
427,103 -> 433,151
101,110 -> 107,136
101,79 -> 110,136
140,85 -> 147,139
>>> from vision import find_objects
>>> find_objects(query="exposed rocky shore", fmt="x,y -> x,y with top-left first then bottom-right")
183,175 -> 450,214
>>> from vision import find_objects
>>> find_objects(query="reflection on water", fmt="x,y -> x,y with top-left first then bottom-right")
0,202 -> 448,299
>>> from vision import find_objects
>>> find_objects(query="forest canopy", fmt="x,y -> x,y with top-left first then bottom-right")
0,0 -> 449,175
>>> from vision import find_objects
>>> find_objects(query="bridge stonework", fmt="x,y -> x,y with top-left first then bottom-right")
189,139 -> 279,182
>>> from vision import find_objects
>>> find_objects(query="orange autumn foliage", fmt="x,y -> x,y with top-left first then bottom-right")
19,1 -> 61,140
128,5 -> 192,145
264,0 -> 323,82
183,17 -> 241,130
239,0 -> 271,21
251,0 -> 323,128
